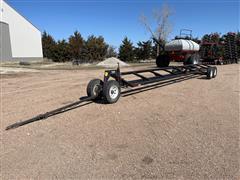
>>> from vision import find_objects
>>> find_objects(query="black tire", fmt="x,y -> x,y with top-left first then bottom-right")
216,60 -> 222,65
156,54 -> 170,67
86,79 -> 103,99
184,53 -> 200,65
206,67 -> 214,79
103,80 -> 121,104
183,54 -> 191,65
212,67 -> 217,78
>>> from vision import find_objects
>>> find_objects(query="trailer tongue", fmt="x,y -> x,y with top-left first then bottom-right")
6,64 -> 217,130
5,96 -> 93,130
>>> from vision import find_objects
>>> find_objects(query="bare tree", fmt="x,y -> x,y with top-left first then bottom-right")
140,3 -> 173,56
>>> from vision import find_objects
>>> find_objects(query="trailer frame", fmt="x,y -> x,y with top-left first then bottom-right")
90,64 -> 217,104
103,64 -> 215,88
6,64 -> 217,130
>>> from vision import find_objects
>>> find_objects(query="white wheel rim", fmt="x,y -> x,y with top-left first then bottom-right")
193,59 -> 198,64
93,85 -> 99,96
109,85 -> 119,99
210,70 -> 213,78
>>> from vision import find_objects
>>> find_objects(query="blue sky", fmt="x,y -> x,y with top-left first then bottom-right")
6,0 -> 239,47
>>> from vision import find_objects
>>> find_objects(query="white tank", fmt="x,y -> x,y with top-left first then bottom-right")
165,39 -> 200,52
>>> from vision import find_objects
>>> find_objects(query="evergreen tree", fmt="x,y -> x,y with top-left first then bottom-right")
152,37 -> 166,56
68,31 -> 84,61
82,35 -> 108,62
106,46 -> 118,58
202,34 -> 211,43
52,40 -> 71,62
191,37 -> 201,44
119,37 -> 135,62
135,40 -> 152,60
236,32 -> 240,58
151,42 -> 158,59
42,31 -> 56,60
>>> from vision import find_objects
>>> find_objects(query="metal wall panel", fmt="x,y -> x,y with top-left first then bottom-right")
1,0 -> 43,60
0,22 -> 12,61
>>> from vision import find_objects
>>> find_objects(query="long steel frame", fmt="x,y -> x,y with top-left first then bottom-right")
6,64 -> 214,130
103,64 -> 210,88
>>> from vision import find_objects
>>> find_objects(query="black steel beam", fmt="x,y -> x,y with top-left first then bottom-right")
122,71 -> 199,87
5,96 -> 93,130
121,66 -> 174,75
132,72 -> 149,81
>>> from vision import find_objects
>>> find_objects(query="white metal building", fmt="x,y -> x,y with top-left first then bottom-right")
0,0 -> 43,61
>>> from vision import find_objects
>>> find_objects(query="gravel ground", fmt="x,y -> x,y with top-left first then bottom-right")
1,64 -> 239,179
0,67 -> 39,74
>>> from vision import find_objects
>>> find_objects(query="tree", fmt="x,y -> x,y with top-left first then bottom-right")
52,40 -> 71,62
42,31 -> 56,60
202,33 -> 221,43
151,42 -> 158,59
68,31 -> 84,61
135,40 -> 152,60
106,46 -> 118,58
119,37 -> 135,62
140,3 -> 173,56
191,37 -> 201,44
236,32 -> 240,58
82,35 -> 109,62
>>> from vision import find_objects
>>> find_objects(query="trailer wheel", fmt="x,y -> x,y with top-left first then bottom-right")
206,67 -> 214,79
87,79 -> 103,99
103,80 -> 121,104
212,67 -> 217,78
216,60 -> 222,65
156,54 -> 170,67
184,53 -> 200,65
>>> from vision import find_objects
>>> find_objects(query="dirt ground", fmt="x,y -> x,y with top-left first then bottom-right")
1,64 -> 239,179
